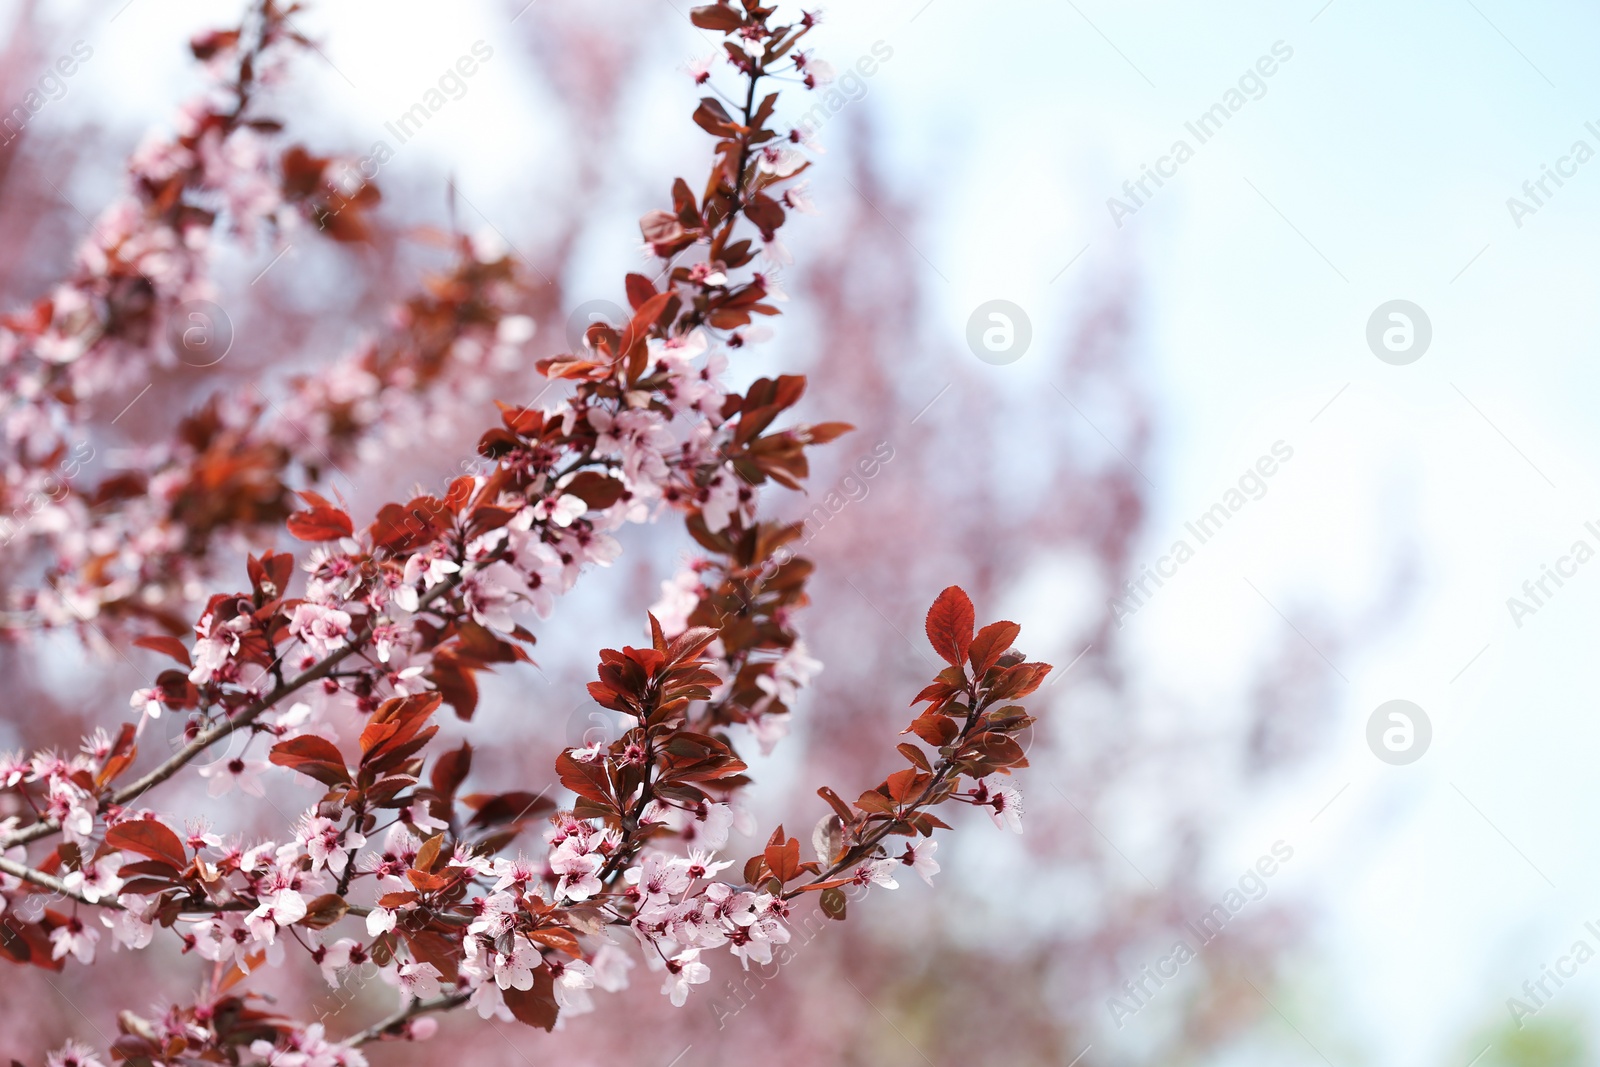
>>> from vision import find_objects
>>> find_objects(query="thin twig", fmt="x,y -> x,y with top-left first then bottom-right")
2,566 -> 478,850
345,990 -> 471,1047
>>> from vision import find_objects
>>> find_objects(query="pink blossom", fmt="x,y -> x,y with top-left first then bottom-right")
532,492 -> 587,528
247,870 -> 308,944
700,465 -> 744,534
591,943 -> 635,992
129,687 -> 163,722
685,53 -> 716,83
625,852 -> 691,907
900,840 -> 941,885
101,893 -> 158,951
0,750 -> 28,788
649,567 -> 703,638
748,710 -> 791,756
461,560 -> 524,633
288,601 -> 353,657
550,957 -> 596,1013
550,840 -> 604,902
757,145 -> 806,178
975,775 -> 1024,833
295,814 -> 365,876
45,1040 -> 105,1067
308,937 -> 356,988
466,892 -> 516,939
493,942 -> 541,990
587,407 -> 671,492
849,857 -> 901,891
50,916 -> 99,964
45,779 -> 95,844
198,756 -> 266,797
387,959 -> 444,1002
783,180 -> 818,214
490,854 -> 541,894
754,640 -> 823,709
62,851 -> 124,904
660,947 -> 711,1006
682,801 -> 736,851
188,612 -> 250,684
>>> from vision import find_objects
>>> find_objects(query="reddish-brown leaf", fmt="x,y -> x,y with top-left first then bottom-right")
624,272 -> 658,310
803,421 -> 854,444
286,505 -> 353,542
968,620 -> 1021,677
764,836 -> 801,883
464,791 -> 556,828
855,789 -> 895,815
413,833 -> 446,874
96,723 -> 139,788
555,751 -> 615,808
897,743 -> 932,772
430,742 -> 472,800
527,925 -> 582,957
817,786 -> 855,825
300,894 -> 349,929
430,655 -> 479,721
925,586 -> 975,666
104,820 -> 187,870
562,471 -> 628,510
906,711 -> 959,748
964,733 -> 1028,772
503,965 -> 559,1031
689,3 -> 743,30
0,916 -> 63,970
268,735 -> 350,787
988,662 -> 1052,701
402,929 -> 464,983
133,635 -> 191,668
406,869 -> 452,893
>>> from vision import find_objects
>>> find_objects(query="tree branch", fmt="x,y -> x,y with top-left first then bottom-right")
0,853 -> 109,908
785,678 -> 985,899
344,990 -> 471,1047
1,565 -> 478,850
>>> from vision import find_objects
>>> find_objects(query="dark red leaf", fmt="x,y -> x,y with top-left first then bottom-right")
896,743 -> 932,772
555,751 -> 616,808
286,506 -> 353,542
803,421 -> 854,444
562,471 -> 628,510
906,712 -> 959,747
104,820 -> 187,870
268,735 -> 350,787
300,894 -> 349,929
925,586 -> 975,666
133,635 -> 191,668
690,3 -> 743,31
988,662 -> 1052,700
817,786 -> 855,824
764,836 -> 801,883
430,742 -> 472,800
624,272 -> 658,310
503,965 -> 559,1030
968,620 -> 1020,677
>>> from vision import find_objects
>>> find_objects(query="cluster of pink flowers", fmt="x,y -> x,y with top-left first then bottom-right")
624,851 -> 793,1004
0,6 -> 1054,1067
4,227 -> 536,639
0,5 -> 388,634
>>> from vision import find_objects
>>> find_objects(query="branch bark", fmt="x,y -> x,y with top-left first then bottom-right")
1,566 -> 476,851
